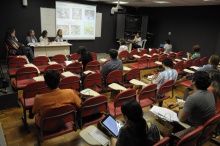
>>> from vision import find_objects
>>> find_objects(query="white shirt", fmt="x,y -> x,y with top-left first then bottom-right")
164,44 -> 172,54
133,36 -> 142,46
39,36 -> 48,43
118,45 -> 128,54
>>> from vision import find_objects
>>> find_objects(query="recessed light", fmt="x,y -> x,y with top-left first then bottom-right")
153,1 -> 171,4
112,1 -> 129,4
203,0 -> 215,1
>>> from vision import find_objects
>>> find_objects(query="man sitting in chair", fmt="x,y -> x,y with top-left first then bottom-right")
31,70 -> 81,127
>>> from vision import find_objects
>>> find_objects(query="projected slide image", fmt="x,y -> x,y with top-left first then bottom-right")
57,8 -> 70,19
72,8 -> 82,20
57,25 -> 69,35
71,25 -> 81,35
85,10 -> 95,21
84,26 -> 94,35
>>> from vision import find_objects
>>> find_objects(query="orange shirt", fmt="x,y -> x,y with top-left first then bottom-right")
32,88 -> 81,126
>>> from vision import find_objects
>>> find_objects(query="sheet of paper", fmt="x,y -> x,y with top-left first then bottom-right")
183,69 -> 195,74
48,61 -> 58,65
150,106 -> 179,122
89,128 -> 109,146
100,58 -> 107,62
190,66 -> 199,70
83,70 -> 94,75
129,79 -> 147,86
33,76 -> 44,81
24,64 -> 40,74
62,71 -> 76,77
133,55 -> 141,58
155,61 -> 162,65
108,83 -> 127,91
175,59 -> 182,62
80,88 -> 100,96
123,66 -> 131,71
143,54 -> 152,57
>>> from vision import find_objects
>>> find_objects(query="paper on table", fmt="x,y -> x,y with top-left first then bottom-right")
143,54 -> 152,57
150,106 -> 179,122
129,79 -> 147,86
108,83 -> 127,91
33,76 -> 44,81
48,61 -> 58,65
100,58 -> 107,62
155,61 -> 162,65
62,71 -> 76,77
83,70 -> 94,75
133,55 -> 141,58
183,69 -> 195,74
175,59 -> 182,62
182,57 -> 187,61
80,88 -> 100,96
24,64 -> 40,74
123,66 -> 131,71
89,128 -> 109,146
190,66 -> 199,70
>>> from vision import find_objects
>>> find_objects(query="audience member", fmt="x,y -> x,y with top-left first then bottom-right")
111,100 -> 160,146
32,70 -> 81,127
163,39 -> 172,54
135,57 -> 178,90
55,29 -> 63,42
169,71 -> 215,126
187,45 -> 201,60
131,32 -> 142,49
5,27 -> 34,62
39,30 -> 49,43
118,38 -> 128,54
76,46 -> 93,70
101,49 -> 123,77
26,29 -> 38,44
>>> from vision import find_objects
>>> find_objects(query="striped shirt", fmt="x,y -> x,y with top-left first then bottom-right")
153,69 -> 178,89
100,59 -> 123,77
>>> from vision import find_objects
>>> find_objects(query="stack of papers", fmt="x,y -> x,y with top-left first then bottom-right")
150,106 -> 179,122
123,66 -> 131,71
190,66 -> 199,70
48,61 -> 58,65
33,76 -> 44,81
61,71 -> 76,77
108,83 -> 127,91
183,69 -> 195,74
133,55 -> 141,58
89,128 -> 109,146
129,79 -> 147,86
24,64 -> 40,74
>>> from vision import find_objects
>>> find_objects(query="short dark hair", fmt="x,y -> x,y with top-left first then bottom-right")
5,27 -> 15,40
209,55 -> 220,69
192,45 -> 200,53
120,38 -> 126,45
41,30 -> 48,38
192,71 -> 211,90
44,70 -> 60,90
162,57 -> 173,68
165,39 -> 171,44
77,46 -> 87,55
109,49 -> 118,59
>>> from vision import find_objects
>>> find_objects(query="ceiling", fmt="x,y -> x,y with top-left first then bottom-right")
86,0 -> 220,7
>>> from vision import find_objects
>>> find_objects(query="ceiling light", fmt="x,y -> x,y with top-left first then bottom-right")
112,1 -> 129,4
203,0 -> 215,1
153,1 -> 171,4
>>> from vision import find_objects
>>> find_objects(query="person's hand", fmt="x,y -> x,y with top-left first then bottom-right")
168,103 -> 178,109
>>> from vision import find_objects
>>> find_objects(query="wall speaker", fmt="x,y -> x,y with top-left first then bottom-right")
22,0 -> 28,6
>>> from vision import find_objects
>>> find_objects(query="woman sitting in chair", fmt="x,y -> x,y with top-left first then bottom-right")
111,100 -> 160,146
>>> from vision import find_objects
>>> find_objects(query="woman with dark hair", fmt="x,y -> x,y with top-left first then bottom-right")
164,39 -> 172,54
55,29 -> 63,42
75,46 -> 93,70
118,38 -> 128,53
26,29 -> 38,44
5,27 -> 34,62
39,30 -> 49,43
187,45 -> 201,60
111,100 -> 160,146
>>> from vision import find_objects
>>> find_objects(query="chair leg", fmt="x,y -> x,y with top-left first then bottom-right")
21,108 -> 30,133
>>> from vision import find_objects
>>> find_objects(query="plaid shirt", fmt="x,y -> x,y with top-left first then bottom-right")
100,59 -> 123,77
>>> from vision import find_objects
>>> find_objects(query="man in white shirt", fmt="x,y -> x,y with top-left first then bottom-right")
164,39 -> 172,54
132,32 -> 142,49
118,39 -> 128,54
